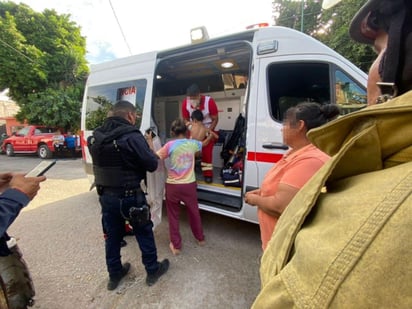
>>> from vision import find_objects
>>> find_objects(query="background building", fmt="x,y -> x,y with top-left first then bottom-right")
0,89 -> 26,136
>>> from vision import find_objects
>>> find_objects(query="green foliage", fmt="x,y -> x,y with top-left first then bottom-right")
85,96 -> 113,130
273,0 -> 376,72
0,1 -> 89,129
273,0 -> 322,35
15,84 -> 84,131
313,0 -> 375,72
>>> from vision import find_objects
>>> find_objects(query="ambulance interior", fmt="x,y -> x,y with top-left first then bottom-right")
150,37 -> 367,212
152,40 -> 251,202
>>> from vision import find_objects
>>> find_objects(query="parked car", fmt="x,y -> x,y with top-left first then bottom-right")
1,125 -> 79,159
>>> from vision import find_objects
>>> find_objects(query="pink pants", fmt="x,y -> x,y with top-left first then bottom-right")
165,182 -> 204,249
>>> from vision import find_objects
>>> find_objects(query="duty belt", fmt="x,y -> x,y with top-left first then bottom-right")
98,186 -> 142,197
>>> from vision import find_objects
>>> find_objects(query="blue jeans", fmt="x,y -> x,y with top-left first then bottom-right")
99,193 -> 159,277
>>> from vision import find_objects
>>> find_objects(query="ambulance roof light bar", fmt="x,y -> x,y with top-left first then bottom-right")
246,23 -> 269,30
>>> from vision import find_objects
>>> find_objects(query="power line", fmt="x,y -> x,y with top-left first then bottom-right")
275,10 -> 322,23
108,0 -> 132,55
0,37 -> 37,64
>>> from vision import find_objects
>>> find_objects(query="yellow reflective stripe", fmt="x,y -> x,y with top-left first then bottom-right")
201,162 -> 213,171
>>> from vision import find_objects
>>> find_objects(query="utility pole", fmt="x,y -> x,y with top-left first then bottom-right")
301,0 -> 304,32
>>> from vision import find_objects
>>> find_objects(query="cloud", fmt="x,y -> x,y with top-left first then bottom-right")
86,41 -> 117,64
11,0 -> 273,64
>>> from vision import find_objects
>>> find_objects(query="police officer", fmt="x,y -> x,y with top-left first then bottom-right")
88,100 -> 169,290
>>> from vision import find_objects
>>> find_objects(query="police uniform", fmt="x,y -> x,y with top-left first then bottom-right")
88,116 -> 161,278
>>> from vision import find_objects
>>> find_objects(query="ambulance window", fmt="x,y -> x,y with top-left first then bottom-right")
334,70 -> 367,114
268,62 -> 330,121
267,63 -> 367,121
85,79 -> 147,130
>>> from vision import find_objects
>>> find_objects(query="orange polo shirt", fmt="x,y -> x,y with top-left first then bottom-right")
258,144 -> 330,251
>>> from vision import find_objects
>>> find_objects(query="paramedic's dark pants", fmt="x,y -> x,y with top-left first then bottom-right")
99,193 -> 159,277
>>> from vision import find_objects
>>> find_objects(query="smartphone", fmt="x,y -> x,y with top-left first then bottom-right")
25,160 -> 57,177
145,127 -> 156,138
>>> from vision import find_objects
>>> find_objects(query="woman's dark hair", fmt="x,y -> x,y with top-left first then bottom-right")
285,102 -> 340,131
170,118 -> 187,137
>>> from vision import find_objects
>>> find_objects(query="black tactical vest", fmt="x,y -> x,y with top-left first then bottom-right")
89,137 -> 140,189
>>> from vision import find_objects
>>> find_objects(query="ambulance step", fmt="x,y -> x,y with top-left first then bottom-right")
197,189 -> 241,211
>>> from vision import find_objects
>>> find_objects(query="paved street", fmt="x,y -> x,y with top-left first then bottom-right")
2,156 -> 262,308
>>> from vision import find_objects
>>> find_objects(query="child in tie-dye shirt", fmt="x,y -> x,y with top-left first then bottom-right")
153,118 -> 207,255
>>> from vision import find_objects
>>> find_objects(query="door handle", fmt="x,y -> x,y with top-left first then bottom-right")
245,186 -> 259,193
262,142 -> 289,150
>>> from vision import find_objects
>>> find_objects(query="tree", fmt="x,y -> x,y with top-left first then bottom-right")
273,0 -> 322,35
273,0 -> 376,73
85,96 -> 113,130
312,0 -> 375,72
0,1 -> 89,131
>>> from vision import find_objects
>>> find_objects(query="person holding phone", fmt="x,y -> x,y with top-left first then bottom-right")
0,172 -> 46,237
0,171 -> 46,309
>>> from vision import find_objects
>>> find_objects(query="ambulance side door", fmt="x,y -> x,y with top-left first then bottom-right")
244,55 -> 286,204
246,55 -> 367,196
81,52 -> 158,178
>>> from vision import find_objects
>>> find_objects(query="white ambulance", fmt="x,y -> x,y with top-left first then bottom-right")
81,25 -> 367,224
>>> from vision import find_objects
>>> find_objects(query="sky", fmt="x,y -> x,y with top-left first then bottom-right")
10,0 -> 274,64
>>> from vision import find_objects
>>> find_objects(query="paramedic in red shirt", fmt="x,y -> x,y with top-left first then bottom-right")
181,83 -> 219,183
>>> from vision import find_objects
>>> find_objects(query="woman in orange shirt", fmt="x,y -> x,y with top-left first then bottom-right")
244,102 -> 340,251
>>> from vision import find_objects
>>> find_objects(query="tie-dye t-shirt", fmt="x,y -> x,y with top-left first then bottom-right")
157,138 -> 202,184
